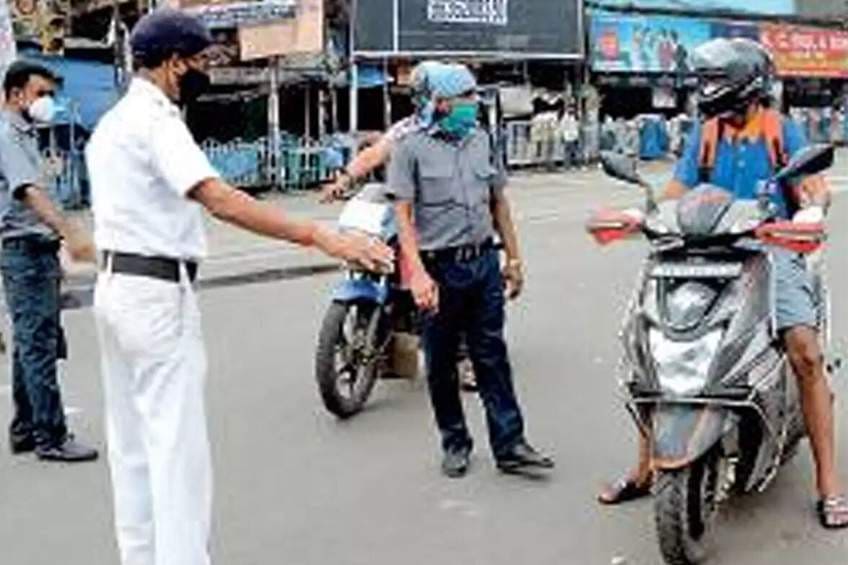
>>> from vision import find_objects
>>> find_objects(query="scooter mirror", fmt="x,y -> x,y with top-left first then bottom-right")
600,151 -> 646,187
773,144 -> 834,183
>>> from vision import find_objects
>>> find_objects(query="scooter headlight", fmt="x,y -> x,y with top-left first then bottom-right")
649,328 -> 723,396
663,281 -> 718,331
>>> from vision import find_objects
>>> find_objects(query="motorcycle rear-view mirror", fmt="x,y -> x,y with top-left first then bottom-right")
773,144 -> 834,184
600,151 -> 647,187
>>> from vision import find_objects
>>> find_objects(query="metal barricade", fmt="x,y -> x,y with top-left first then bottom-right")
201,138 -> 268,189
505,120 -> 565,168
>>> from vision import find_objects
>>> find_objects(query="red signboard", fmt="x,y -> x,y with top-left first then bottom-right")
760,24 -> 848,78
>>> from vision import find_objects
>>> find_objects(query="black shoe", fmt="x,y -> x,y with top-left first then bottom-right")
10,433 -> 35,455
35,436 -> 99,463
496,441 -> 554,473
442,446 -> 472,479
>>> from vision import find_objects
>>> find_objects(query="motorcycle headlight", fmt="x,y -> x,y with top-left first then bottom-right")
649,328 -> 723,396
664,281 -> 718,331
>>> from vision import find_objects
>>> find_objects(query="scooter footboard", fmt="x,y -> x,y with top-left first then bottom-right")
652,405 -> 734,471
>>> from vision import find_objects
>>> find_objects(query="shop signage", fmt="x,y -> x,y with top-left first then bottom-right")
593,1 -> 795,15
239,0 -> 323,60
760,24 -> 848,78
354,0 -> 582,58
177,0 -> 297,29
427,0 -> 509,26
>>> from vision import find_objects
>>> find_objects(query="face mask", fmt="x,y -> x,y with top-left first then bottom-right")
439,102 -> 478,138
178,67 -> 211,106
26,96 -> 56,124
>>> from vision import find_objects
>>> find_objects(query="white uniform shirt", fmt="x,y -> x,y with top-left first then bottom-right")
86,78 -> 219,260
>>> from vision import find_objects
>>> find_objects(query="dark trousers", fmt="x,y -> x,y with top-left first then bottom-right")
422,249 -> 525,458
2,238 -> 67,448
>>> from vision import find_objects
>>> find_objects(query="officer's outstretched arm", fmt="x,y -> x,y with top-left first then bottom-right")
191,178 -> 393,272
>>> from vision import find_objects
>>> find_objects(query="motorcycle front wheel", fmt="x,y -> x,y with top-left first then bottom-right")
315,301 -> 383,419
654,447 -> 722,565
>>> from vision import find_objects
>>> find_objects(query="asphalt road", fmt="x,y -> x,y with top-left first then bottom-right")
2,158 -> 848,565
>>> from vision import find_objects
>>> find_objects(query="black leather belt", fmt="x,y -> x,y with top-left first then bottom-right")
101,251 -> 198,284
2,236 -> 61,253
422,239 -> 494,264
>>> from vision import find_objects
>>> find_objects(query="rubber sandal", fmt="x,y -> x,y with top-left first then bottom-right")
598,477 -> 652,506
817,496 -> 848,529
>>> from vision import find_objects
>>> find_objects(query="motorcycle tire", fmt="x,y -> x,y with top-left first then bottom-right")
315,301 -> 382,419
654,448 -> 721,565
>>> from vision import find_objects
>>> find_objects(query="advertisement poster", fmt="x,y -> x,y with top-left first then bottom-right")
591,13 -> 711,73
593,0 -> 795,15
761,24 -> 848,78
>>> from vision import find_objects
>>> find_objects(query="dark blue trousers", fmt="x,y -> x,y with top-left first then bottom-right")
2,239 -> 67,448
422,249 -> 525,458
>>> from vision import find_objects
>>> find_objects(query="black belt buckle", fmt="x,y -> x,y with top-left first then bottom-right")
426,239 -> 492,264
102,251 -> 198,284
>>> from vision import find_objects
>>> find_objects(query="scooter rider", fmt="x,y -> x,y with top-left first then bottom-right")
598,38 -> 847,529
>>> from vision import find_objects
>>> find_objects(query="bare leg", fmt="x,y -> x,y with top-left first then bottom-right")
598,423 -> 653,504
785,326 -> 841,498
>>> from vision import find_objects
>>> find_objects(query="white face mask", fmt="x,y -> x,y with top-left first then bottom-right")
27,96 -> 56,124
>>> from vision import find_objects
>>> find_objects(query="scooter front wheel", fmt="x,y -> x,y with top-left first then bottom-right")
654,447 -> 722,565
315,301 -> 383,418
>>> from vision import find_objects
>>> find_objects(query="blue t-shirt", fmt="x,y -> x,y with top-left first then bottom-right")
673,116 -> 808,219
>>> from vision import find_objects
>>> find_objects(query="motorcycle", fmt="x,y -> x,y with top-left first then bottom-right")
314,184 -> 421,419
587,145 -> 835,564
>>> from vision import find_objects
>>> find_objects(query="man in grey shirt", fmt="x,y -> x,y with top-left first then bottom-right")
0,60 -> 98,462
389,63 -> 553,478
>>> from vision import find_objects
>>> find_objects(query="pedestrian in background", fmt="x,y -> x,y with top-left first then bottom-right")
559,106 -> 580,170
389,63 -> 554,478
86,10 -> 392,565
0,60 -> 98,462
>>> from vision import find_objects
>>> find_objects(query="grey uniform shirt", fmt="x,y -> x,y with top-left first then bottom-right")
0,110 -> 55,241
388,128 -> 507,251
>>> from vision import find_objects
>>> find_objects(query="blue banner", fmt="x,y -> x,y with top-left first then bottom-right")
591,14 -> 712,73
593,1 -> 795,15
591,13 -> 765,73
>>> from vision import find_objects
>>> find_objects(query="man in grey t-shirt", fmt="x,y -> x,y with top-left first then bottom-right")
0,60 -> 97,462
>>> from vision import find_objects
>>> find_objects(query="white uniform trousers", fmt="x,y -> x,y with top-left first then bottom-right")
94,268 -> 212,565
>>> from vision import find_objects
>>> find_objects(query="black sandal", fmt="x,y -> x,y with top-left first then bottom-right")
598,477 -> 652,506
817,496 -> 848,529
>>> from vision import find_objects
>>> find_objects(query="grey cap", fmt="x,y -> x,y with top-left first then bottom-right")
130,8 -> 213,64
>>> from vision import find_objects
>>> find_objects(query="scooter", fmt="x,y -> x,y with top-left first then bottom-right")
587,145 -> 835,564
314,184 -> 421,419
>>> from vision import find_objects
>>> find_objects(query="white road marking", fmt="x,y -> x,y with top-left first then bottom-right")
0,384 -> 10,397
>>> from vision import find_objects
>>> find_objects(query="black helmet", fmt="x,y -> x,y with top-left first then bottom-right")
692,38 -> 775,118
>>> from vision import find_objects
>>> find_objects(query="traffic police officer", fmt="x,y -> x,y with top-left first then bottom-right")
0,60 -> 98,462
388,64 -> 553,478
86,9 -> 392,565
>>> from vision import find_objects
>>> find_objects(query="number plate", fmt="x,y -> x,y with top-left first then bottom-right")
651,263 -> 742,279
